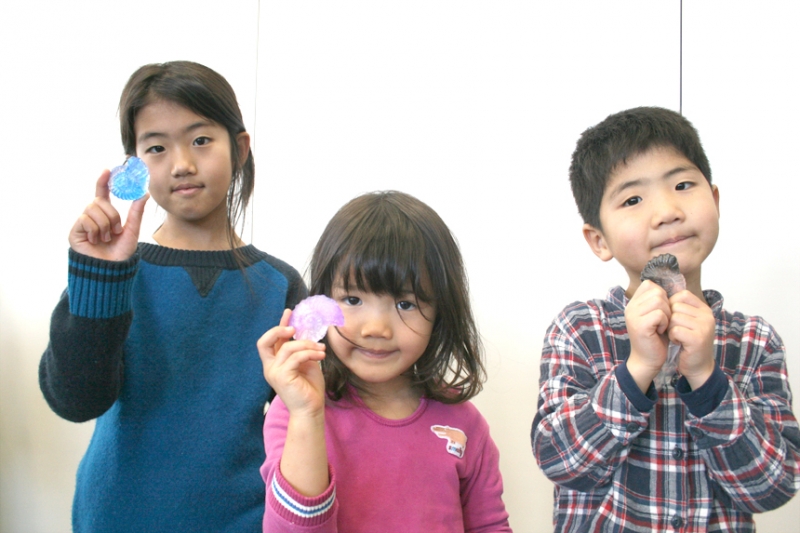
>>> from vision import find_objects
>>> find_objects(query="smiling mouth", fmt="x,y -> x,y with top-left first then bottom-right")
655,236 -> 689,248
358,348 -> 394,358
172,184 -> 202,193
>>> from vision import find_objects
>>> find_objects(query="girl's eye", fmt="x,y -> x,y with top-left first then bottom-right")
193,136 -> 211,146
397,300 -> 417,311
145,145 -> 165,154
343,296 -> 361,306
675,181 -> 693,191
622,196 -> 641,207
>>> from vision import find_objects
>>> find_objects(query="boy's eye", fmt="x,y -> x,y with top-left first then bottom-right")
675,181 -> 693,191
622,196 -> 641,207
397,300 -> 417,311
145,145 -> 165,154
193,136 -> 211,146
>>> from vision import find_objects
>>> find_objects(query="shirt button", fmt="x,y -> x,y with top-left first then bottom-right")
671,515 -> 684,529
626,422 -> 639,432
672,447 -> 684,460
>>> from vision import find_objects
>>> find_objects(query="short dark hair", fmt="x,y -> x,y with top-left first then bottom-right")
118,61 -> 254,250
569,106 -> 712,229
309,191 -> 485,404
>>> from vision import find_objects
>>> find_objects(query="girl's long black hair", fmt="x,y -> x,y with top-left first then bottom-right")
118,61 -> 254,255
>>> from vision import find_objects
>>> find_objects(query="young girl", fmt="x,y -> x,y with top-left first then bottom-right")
39,61 -> 306,532
257,191 -> 512,532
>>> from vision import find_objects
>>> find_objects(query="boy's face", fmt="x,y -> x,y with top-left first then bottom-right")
583,146 -> 720,296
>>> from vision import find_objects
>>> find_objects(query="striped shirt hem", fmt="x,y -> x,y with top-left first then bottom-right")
271,473 -> 336,519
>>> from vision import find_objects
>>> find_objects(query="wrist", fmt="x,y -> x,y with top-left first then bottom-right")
683,363 -> 715,391
625,353 -> 659,393
287,408 -> 326,435
282,408 -> 329,497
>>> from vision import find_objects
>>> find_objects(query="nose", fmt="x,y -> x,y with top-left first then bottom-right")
360,308 -> 393,340
651,193 -> 683,227
171,147 -> 196,177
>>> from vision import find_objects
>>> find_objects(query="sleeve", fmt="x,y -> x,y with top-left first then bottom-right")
679,319 -> 800,512
262,252 -> 307,310
261,398 -> 338,533
260,255 -> 307,403
285,271 -> 307,310
38,249 -> 138,422
460,411 -> 512,533
530,305 -> 655,491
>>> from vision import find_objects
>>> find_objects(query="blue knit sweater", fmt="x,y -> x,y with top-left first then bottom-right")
40,243 -> 306,532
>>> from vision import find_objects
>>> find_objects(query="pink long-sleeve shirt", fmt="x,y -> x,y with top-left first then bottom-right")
261,392 -> 512,532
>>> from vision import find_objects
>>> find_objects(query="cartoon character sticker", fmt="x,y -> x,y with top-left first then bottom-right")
431,425 -> 467,459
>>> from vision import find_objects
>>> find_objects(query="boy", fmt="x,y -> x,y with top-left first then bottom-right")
531,107 -> 800,532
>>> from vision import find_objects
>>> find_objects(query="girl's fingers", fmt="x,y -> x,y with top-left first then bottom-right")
279,309 -> 292,327
260,340 -> 325,387
274,339 -> 325,365
94,169 -> 112,200
123,193 -> 149,237
266,339 -> 326,373
257,324 -> 295,360
74,213 -> 101,245
273,309 -> 293,354
81,202 -> 120,243
257,310 -> 325,389
278,348 -> 326,369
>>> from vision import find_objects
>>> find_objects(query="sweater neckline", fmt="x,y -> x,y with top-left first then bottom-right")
138,243 -> 266,269
344,387 -> 430,427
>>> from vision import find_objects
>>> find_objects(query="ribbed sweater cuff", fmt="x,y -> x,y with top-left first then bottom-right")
67,248 -> 138,318
268,466 -> 336,526
676,365 -> 729,418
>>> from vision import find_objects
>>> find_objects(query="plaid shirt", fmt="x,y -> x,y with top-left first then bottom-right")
532,287 -> 800,533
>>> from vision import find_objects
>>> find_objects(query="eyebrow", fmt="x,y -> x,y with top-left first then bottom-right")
137,121 -> 212,144
607,165 -> 698,200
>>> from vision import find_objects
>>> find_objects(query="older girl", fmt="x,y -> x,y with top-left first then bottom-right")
40,61 -> 305,532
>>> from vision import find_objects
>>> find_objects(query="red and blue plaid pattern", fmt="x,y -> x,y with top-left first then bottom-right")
532,287 -> 800,532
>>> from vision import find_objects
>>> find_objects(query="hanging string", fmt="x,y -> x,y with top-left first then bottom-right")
250,0 -> 262,244
679,0 -> 683,115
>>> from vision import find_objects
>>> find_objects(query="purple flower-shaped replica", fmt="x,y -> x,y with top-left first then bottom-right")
109,157 -> 149,200
289,295 -> 345,341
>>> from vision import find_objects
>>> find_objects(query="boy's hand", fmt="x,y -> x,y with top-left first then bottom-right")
69,170 -> 148,261
625,281 -> 671,392
257,309 -> 327,418
668,291 -> 716,390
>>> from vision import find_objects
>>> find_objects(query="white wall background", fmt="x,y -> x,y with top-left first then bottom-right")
1,1 -> 798,531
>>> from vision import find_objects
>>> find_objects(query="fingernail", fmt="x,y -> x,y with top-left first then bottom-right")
103,232 -> 111,242
114,223 -> 123,234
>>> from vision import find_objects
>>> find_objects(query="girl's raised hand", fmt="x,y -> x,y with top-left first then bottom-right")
258,309 -> 327,417
69,170 -> 149,262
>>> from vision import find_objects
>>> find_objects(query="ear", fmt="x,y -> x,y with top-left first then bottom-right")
583,223 -> 614,262
711,184 -> 720,215
235,132 -> 251,166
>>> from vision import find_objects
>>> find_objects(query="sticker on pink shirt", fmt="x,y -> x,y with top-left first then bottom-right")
431,425 -> 467,458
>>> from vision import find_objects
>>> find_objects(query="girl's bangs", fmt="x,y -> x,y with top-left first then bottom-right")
335,229 -> 432,302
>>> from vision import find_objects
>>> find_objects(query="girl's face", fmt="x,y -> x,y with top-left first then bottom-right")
134,100 -> 247,237
327,280 -> 435,398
